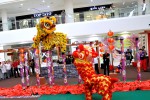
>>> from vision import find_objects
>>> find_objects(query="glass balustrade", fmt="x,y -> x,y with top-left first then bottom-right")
0,6 -> 149,32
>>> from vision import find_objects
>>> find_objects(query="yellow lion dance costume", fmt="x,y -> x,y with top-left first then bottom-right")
32,16 -> 67,52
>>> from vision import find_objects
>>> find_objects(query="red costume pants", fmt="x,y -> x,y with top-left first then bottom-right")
140,59 -> 147,71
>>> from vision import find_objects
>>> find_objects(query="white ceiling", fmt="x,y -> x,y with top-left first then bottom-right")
0,0 -> 137,17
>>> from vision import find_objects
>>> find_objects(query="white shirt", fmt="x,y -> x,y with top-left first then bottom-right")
94,58 -> 98,64
5,64 -> 11,70
1,64 -> 7,73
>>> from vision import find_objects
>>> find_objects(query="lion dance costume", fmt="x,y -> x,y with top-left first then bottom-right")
32,16 -> 67,52
73,44 -> 118,100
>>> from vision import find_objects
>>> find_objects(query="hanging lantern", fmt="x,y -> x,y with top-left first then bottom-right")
20,54 -> 24,58
99,43 -> 104,47
99,54 -> 103,57
35,49 -> 39,55
108,45 -> 115,51
99,48 -> 104,52
20,49 -> 24,53
107,30 -> 114,37
107,38 -> 114,43
21,58 -> 25,62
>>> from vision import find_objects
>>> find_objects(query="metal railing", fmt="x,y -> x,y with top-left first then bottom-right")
0,6 -> 149,32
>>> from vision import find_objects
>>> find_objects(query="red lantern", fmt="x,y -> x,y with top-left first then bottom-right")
20,54 -> 24,58
107,38 -> 114,43
21,58 -> 25,62
35,49 -> 39,54
108,45 -> 115,51
99,54 -> 103,57
99,48 -> 104,52
99,43 -> 104,47
20,49 -> 24,53
107,30 -> 114,37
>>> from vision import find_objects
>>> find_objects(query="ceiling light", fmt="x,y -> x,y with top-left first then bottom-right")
20,3 -> 23,6
42,0 -> 45,3
27,8 -> 30,11
91,0 -> 93,2
47,6 -> 50,8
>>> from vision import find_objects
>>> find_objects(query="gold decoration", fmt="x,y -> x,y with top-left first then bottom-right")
32,16 -> 67,52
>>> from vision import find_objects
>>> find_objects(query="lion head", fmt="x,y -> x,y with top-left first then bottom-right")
38,16 -> 56,34
73,44 -> 98,62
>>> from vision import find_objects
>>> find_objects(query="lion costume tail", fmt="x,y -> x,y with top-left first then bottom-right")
111,78 -> 119,84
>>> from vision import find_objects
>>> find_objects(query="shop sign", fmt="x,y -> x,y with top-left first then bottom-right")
33,12 -> 52,18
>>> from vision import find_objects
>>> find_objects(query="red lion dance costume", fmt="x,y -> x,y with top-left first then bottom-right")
73,44 -> 118,100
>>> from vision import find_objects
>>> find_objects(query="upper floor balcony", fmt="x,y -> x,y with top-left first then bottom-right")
0,5 -> 149,32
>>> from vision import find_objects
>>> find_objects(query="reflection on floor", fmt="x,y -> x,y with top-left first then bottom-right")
0,66 -> 149,100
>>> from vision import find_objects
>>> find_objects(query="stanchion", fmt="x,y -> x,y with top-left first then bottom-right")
46,50 -> 54,85
120,37 -> 126,82
62,53 -> 68,85
24,52 -> 30,87
34,49 -> 40,86
19,49 -> 26,89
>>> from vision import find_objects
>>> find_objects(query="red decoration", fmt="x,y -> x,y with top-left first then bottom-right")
20,49 -> 24,53
20,54 -> 24,58
107,30 -> 114,37
72,44 -> 118,100
108,45 -> 115,51
35,49 -> 39,54
99,43 -> 104,47
21,58 -> 25,62
99,54 -> 103,57
107,38 -> 114,43
99,48 -> 104,52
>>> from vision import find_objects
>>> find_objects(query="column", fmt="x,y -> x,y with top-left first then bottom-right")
0,46 -> 5,62
3,45 -> 11,61
1,9 -> 8,31
64,0 -> 74,23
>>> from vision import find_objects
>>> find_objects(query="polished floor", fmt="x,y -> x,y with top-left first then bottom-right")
0,66 -> 150,100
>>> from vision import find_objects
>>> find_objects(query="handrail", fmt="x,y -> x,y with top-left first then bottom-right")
0,6 -> 149,32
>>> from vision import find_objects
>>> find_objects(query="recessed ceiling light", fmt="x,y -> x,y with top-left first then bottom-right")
20,3 -> 23,6
47,6 -> 50,8
42,0 -> 45,3
27,8 -> 30,11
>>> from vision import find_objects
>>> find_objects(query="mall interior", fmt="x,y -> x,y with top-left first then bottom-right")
0,0 -> 150,100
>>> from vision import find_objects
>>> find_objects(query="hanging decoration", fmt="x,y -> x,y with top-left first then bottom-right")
107,30 -> 115,71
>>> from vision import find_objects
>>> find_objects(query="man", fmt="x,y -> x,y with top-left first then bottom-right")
103,51 -> 110,76
94,57 -> 100,74
141,46 -> 147,71
12,60 -> 20,78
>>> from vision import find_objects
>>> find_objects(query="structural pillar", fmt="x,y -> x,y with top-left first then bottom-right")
1,9 -> 9,31
0,46 -> 5,62
64,0 -> 74,23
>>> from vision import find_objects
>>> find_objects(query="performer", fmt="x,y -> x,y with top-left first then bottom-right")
140,46 -> 147,71
94,57 -> 100,74
103,51 -> 110,76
